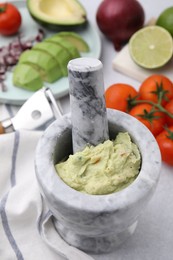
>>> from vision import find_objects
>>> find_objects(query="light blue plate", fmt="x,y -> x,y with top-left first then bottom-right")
0,1 -> 101,105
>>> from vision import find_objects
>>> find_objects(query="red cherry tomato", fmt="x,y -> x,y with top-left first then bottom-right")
0,3 -> 22,36
129,103 -> 166,136
139,74 -> 173,106
156,126 -> 173,166
105,83 -> 138,112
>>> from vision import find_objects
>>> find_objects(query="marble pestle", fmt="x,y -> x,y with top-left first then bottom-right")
67,57 -> 109,153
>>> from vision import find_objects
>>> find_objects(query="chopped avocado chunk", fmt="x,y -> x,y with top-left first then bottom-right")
27,0 -> 87,30
18,49 -> 62,83
56,31 -> 90,52
46,36 -> 80,59
13,64 -> 43,91
33,41 -> 71,76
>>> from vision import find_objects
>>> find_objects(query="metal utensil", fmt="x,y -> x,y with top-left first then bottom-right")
0,87 -> 63,134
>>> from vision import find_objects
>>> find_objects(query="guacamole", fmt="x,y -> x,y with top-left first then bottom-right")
55,132 -> 141,195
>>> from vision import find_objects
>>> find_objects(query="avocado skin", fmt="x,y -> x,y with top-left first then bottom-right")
29,13 -> 88,32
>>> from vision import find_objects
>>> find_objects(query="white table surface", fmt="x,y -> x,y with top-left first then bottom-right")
1,1 -> 173,259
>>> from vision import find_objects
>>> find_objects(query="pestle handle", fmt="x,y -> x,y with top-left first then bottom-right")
68,57 -> 109,153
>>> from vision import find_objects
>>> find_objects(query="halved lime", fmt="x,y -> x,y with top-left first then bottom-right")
129,25 -> 173,69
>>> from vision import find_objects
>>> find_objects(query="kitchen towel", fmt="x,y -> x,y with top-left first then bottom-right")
0,104 -> 94,260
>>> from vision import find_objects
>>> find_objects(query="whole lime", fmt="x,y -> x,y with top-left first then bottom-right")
156,7 -> 173,37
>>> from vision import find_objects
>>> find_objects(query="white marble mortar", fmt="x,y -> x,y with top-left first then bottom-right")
35,109 -> 161,254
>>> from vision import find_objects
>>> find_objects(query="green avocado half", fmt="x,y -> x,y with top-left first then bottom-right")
27,0 -> 87,31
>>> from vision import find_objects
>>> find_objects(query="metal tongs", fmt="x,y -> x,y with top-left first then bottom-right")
0,87 -> 63,134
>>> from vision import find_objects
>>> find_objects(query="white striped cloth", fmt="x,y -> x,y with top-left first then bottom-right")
0,104 -> 94,260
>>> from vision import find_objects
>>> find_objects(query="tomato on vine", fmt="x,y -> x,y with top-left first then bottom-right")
105,83 -> 138,112
156,126 -> 173,166
165,99 -> 173,126
129,103 -> 166,136
0,3 -> 22,36
139,74 -> 173,106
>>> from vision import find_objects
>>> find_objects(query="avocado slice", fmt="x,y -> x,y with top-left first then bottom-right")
26,0 -> 87,31
45,36 -> 80,59
18,49 -> 61,83
33,41 -> 71,76
13,64 -> 43,91
56,32 -> 90,52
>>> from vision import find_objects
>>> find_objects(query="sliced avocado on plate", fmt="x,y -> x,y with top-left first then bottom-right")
33,41 -> 71,76
45,36 -> 80,59
45,34 -> 80,59
18,49 -> 62,83
26,0 -> 87,31
56,31 -> 90,52
13,64 -> 43,91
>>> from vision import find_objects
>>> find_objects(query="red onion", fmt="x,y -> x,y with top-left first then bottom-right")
96,0 -> 145,51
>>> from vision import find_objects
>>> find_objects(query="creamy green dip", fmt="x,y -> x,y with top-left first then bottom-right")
55,132 -> 141,195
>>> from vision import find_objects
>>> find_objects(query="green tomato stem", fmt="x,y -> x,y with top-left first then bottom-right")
133,99 -> 173,119
0,4 -> 7,13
